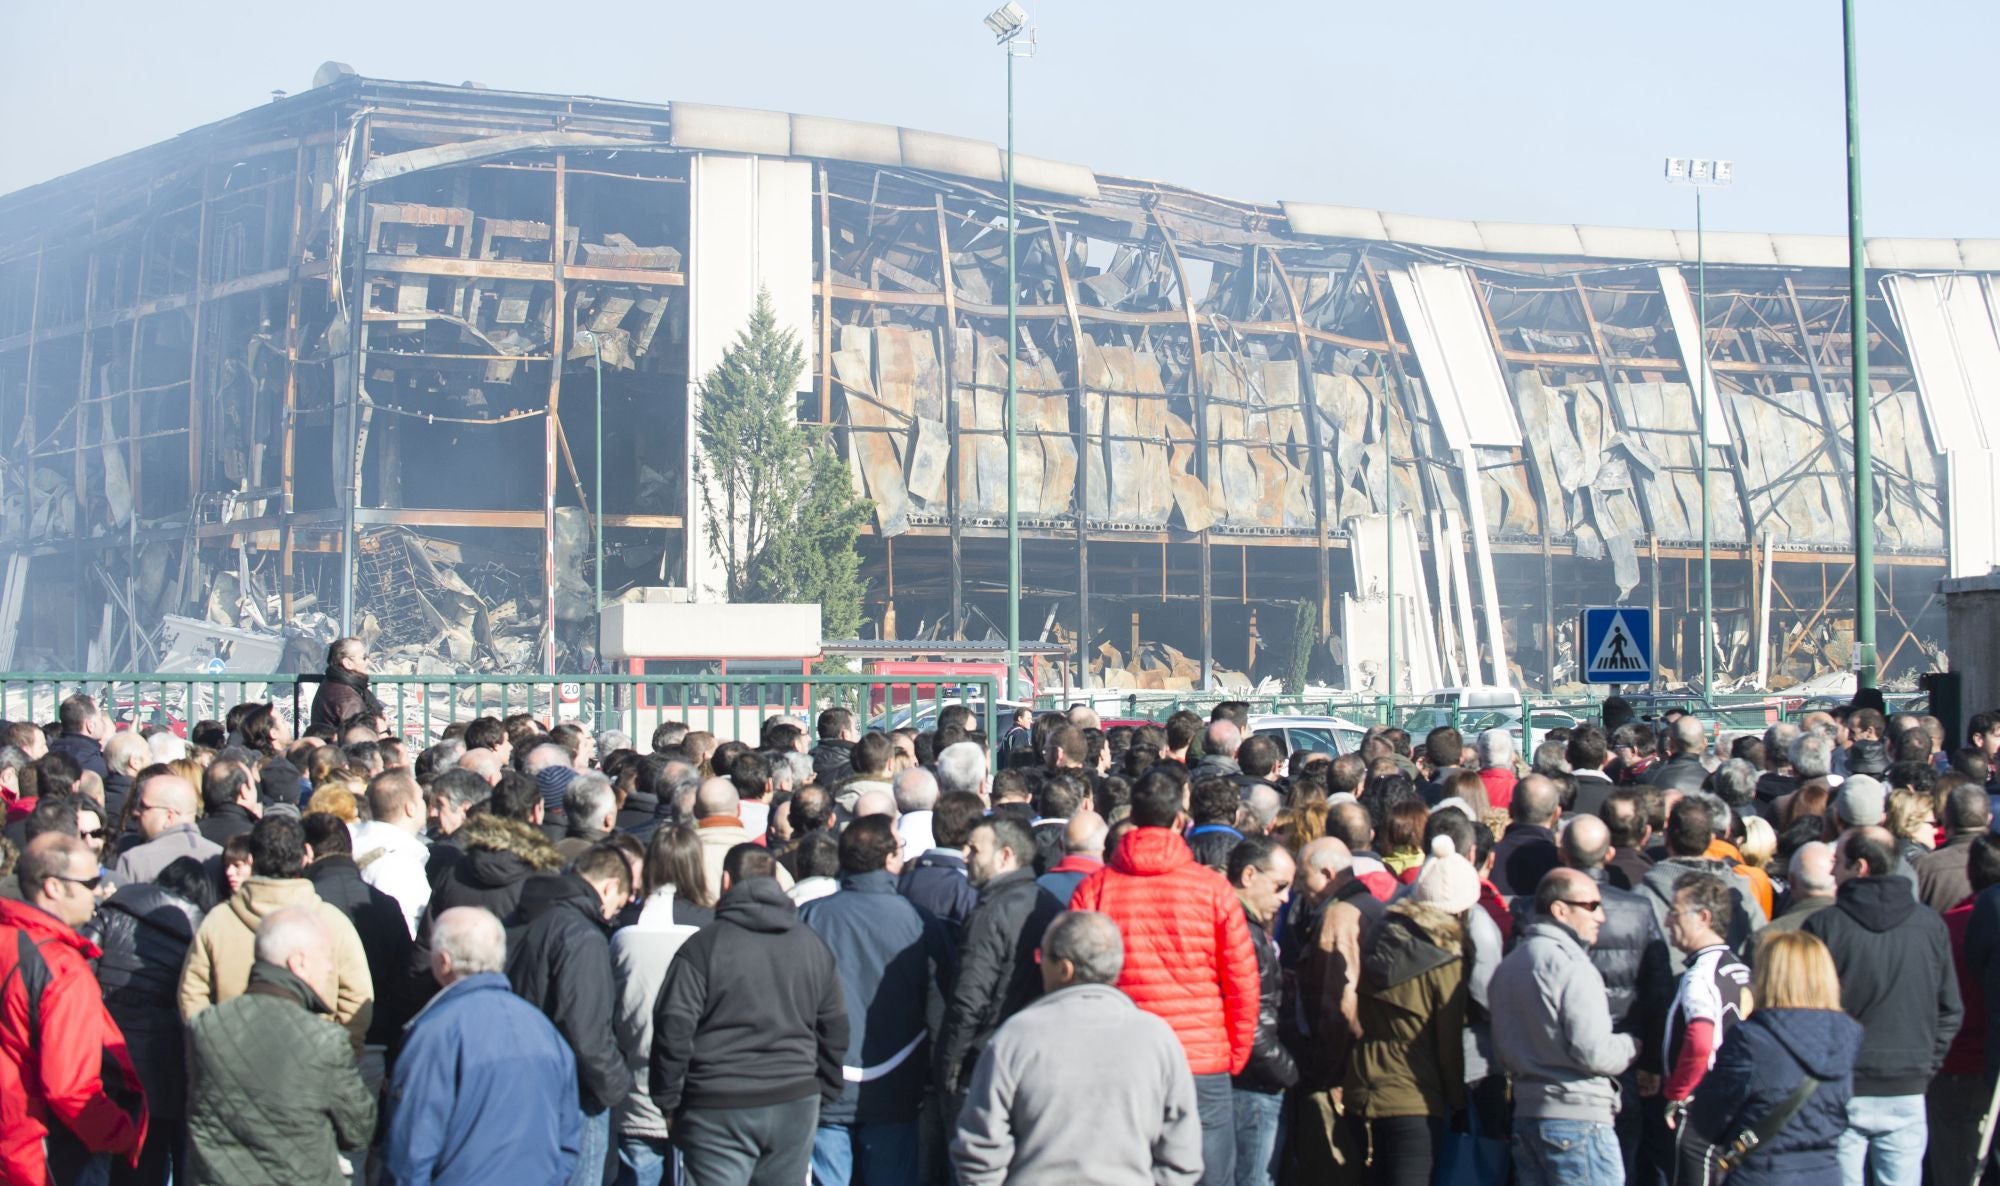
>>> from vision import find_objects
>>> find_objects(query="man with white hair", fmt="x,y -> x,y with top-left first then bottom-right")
1477,728 -> 1519,812
101,729 -> 151,821
952,911 -> 1201,1185
1241,785 -> 1282,836
893,766 -> 940,858
935,741 -> 990,802
183,906 -> 376,1183
1195,720 -> 1243,779
554,771 -> 619,862
1648,715 -> 1712,794
387,907 -> 583,1186
1790,731 -> 1840,790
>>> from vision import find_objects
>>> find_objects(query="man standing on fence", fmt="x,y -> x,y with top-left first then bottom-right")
311,638 -> 384,733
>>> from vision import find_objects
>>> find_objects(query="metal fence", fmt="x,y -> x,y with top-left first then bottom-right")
0,671 -> 1003,756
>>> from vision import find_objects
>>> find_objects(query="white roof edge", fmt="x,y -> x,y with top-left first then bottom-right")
662,103 -> 1993,268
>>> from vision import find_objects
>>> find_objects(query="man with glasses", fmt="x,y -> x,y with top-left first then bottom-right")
113,770 -> 221,886
1659,872 -> 1751,1133
0,834 -> 148,1183
1491,867 -> 1637,1185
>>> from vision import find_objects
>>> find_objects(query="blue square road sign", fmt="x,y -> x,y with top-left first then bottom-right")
1580,606 -> 1653,685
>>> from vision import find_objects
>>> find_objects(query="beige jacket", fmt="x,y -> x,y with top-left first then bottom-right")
695,819 -> 793,902
178,877 -> 375,1053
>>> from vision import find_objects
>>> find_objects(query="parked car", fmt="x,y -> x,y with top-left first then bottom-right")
1249,713 -> 1371,761
1402,686 -> 1580,752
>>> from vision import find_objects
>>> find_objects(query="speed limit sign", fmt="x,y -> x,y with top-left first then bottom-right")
557,682 -> 582,721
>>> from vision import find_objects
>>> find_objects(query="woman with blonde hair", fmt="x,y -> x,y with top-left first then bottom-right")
1736,815 -> 1777,871
1887,785 -> 1938,872
1679,931 -> 1861,1184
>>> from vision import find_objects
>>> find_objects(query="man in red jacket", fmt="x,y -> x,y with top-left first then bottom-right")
1069,771 -> 1259,1186
1,834 -> 148,1183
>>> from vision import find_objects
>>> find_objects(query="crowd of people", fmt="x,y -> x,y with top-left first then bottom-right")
4,635 -> 2000,1186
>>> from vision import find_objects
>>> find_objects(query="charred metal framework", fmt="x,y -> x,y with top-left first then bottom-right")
0,72 -> 1979,688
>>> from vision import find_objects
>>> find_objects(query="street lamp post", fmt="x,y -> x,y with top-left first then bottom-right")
1665,156 -> 1733,695
576,329 -> 606,665
1843,0 -> 1877,690
985,2 -> 1032,698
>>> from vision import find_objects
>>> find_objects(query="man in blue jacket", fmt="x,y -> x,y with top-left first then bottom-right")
801,815 -> 952,1186
385,907 -> 581,1186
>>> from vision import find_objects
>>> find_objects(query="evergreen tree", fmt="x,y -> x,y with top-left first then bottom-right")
694,290 -> 868,636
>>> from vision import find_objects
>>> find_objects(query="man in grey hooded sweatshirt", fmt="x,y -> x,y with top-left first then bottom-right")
1490,867 -> 1637,1185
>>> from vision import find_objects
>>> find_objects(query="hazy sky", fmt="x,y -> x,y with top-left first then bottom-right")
4,0 -> 1994,239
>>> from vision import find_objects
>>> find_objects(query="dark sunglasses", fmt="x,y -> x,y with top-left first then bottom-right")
50,873 -> 103,891
1561,898 -> 1605,913
79,828 -> 106,840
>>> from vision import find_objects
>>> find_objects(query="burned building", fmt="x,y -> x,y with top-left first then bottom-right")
2,66 -> 1994,690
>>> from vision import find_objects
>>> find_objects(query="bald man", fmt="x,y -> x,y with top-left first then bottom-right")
1037,809 -> 1108,903
114,771 -> 221,885
1768,842 -> 1837,932
457,747 -> 504,787
693,776 -> 790,899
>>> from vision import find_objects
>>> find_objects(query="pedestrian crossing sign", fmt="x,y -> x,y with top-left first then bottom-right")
1580,606 -> 1653,685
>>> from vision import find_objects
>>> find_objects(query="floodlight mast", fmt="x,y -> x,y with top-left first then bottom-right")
1664,156 -> 1733,695
985,3 -> 1032,697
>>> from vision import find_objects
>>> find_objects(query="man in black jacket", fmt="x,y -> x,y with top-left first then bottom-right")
934,815 -> 1062,1097
301,813 -> 415,1050
1227,835 -> 1298,1185
1802,826 -> 1962,1186
897,791 -> 983,929
652,844 -> 849,1186
798,817 -> 951,1186
810,707 -> 859,788
1491,774 -> 1562,897
507,845 -> 633,1186
1647,716 -> 1712,794
197,759 -> 261,846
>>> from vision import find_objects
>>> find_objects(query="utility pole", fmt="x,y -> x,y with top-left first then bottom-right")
1844,0 -> 1877,689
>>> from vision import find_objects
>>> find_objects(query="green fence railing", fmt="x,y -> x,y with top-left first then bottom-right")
0,671 -> 1003,763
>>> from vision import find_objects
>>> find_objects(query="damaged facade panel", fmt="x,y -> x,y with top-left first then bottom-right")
0,73 -> 1978,691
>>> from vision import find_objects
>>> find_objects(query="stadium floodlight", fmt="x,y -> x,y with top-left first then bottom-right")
1662,153 -> 1736,694
985,2 -> 1029,42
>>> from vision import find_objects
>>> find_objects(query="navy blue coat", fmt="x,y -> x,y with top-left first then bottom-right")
897,850 -> 978,931
1682,1007 -> 1862,1186
383,973 -> 581,1186
799,871 -> 951,1125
